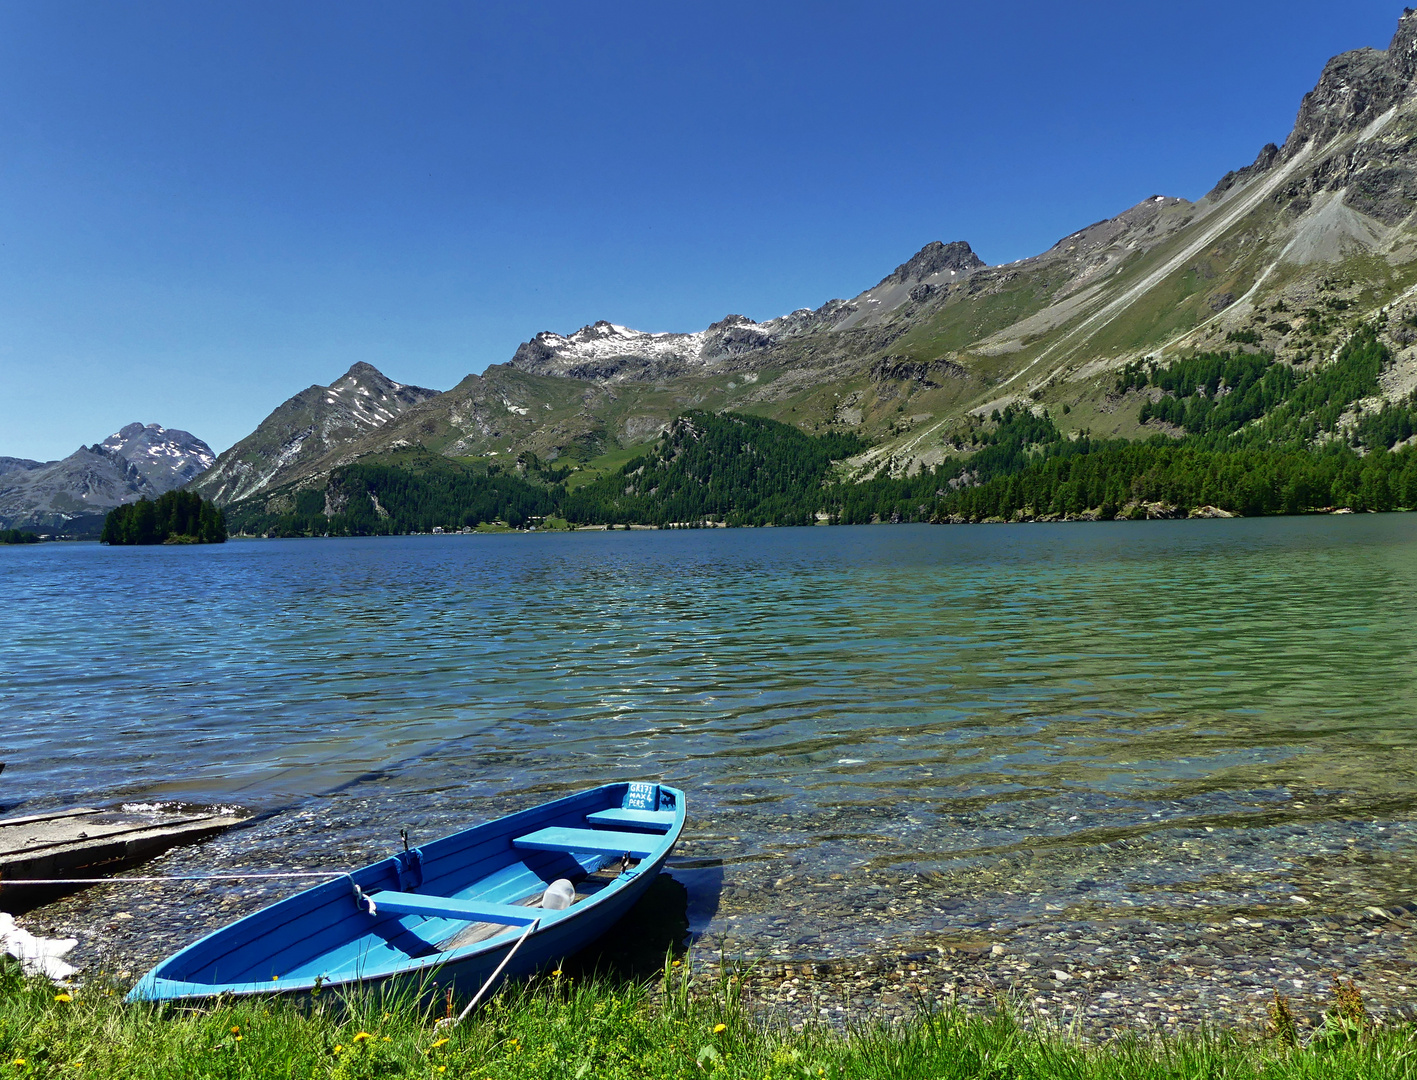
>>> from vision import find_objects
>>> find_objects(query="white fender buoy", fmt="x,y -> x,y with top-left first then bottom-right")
540,879 -> 575,910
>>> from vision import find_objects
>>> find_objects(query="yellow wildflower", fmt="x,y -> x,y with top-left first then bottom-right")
713,1023 -> 727,1034
333,1045 -> 344,1055
12,1060 -> 25,1067
54,992 -> 73,1003
672,960 -> 682,967
230,1026 -> 240,1035
430,1038 -> 450,1049
436,1068 -> 446,1075
382,1036 -> 391,1042
233,1035 -> 242,1042
552,969 -> 562,976
353,1032 -> 373,1043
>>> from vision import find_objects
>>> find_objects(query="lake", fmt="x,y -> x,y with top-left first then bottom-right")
4,517 -> 1417,963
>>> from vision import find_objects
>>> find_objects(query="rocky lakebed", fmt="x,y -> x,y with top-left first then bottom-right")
14,790 -> 1417,1040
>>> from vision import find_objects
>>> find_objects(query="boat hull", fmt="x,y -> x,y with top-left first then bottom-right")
128,782 -> 685,1003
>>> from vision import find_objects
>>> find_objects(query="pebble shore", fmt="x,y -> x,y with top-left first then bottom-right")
703,907 -> 1417,1035
13,797 -> 1417,1038
23,873 -> 1417,1039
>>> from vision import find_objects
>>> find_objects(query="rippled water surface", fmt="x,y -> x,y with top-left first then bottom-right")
5,519 -> 1417,958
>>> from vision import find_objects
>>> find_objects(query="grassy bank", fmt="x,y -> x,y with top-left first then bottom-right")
3,961 -> 1417,1079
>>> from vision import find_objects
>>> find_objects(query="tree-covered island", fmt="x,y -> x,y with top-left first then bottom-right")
101,490 -> 227,545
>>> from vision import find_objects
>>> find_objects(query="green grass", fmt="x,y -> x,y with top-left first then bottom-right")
563,442 -> 659,490
892,267 -> 1072,359
6,961 -> 1417,1080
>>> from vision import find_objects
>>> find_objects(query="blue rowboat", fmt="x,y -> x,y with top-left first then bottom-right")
128,781 -> 685,1003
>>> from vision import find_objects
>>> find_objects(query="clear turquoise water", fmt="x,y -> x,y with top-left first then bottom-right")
5,518 -> 1417,955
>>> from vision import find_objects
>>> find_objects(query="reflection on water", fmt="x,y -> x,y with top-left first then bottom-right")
4,517 -> 1417,958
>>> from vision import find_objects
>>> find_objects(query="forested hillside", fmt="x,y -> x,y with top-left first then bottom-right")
562,413 -> 864,527
840,325 -> 1417,522
220,323 -> 1417,535
225,451 -> 560,537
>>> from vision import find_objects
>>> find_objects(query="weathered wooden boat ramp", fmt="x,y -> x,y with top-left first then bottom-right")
0,804 -> 247,911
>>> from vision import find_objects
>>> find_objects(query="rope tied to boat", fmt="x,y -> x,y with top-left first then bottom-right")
350,879 -> 377,916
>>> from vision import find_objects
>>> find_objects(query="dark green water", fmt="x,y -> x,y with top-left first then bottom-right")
4,517 -> 1416,956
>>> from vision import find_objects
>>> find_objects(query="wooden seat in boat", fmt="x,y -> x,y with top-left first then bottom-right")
366,891 -> 540,925
512,827 -> 659,860
584,808 -> 677,832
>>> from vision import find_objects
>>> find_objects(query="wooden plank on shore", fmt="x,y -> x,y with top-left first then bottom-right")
0,805 -> 248,912
0,812 -> 226,860
0,808 -> 103,830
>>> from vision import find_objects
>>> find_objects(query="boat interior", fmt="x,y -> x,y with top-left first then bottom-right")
152,783 -> 681,990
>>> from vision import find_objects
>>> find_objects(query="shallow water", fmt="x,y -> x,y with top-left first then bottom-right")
5,518 -> 1417,959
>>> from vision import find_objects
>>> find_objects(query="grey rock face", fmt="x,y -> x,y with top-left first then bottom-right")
702,315 -> 776,359
1285,47 -> 1403,155
1208,143 -> 1281,200
1281,11 -> 1417,156
0,424 -> 216,530
1249,9 -> 1417,226
870,356 -> 968,386
880,241 -> 985,286
0,457 -> 44,478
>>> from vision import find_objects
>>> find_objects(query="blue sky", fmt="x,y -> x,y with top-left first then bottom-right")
0,1 -> 1402,459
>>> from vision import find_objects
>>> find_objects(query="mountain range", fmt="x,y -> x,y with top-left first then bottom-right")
0,424 -> 214,532
10,11 -> 1417,529
192,10 -> 1417,516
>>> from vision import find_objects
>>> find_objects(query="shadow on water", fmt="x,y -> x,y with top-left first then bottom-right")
666,858 -> 724,942
562,873 -> 695,983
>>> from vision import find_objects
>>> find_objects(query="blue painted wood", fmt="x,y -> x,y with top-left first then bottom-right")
367,891 -> 541,925
126,782 -> 686,1003
584,808 -> 676,832
512,827 -> 659,860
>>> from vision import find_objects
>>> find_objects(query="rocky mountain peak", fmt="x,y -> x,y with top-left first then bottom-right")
707,314 -> 757,331
1283,12 -> 1417,155
95,423 -> 215,490
331,361 -> 416,394
568,321 -> 630,344
190,364 -> 439,505
882,241 -> 985,286
702,314 -> 773,359
1391,8 -> 1417,80
342,361 -> 384,379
